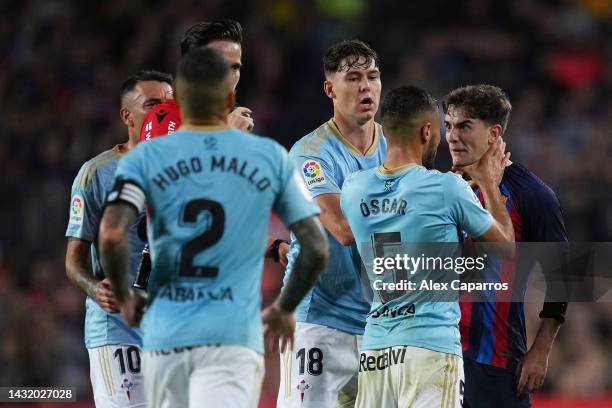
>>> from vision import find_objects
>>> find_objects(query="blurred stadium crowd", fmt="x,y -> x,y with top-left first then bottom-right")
0,0 -> 611,404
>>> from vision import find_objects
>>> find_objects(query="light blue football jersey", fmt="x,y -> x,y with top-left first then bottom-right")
340,165 -> 494,355
65,146 -> 146,348
114,128 -> 320,353
284,119 -> 387,334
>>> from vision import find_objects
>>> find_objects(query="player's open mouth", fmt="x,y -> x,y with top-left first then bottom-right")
360,97 -> 374,108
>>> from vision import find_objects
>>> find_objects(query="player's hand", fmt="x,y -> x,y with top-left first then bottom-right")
93,279 -> 119,313
453,138 -> 510,188
278,242 -> 290,268
516,346 -> 549,396
262,301 -> 295,353
229,106 -> 254,132
118,289 -> 148,327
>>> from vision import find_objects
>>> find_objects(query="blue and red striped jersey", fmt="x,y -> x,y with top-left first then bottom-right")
459,162 -> 568,369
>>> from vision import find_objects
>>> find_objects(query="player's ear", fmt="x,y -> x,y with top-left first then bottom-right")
488,124 -> 503,144
323,80 -> 335,99
421,122 -> 432,144
120,107 -> 132,127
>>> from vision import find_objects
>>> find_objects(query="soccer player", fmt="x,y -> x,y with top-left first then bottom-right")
98,48 -> 328,408
140,19 -> 253,141
341,86 -> 515,408
65,70 -> 173,407
277,39 -> 386,408
445,85 -> 568,408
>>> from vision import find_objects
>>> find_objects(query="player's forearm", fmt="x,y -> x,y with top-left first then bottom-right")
531,318 -> 561,354
65,240 -> 98,298
480,182 -> 514,242
320,212 -> 355,246
65,259 -> 98,299
99,234 -> 131,303
278,217 -> 328,312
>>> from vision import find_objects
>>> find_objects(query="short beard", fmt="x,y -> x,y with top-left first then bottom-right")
423,148 -> 437,170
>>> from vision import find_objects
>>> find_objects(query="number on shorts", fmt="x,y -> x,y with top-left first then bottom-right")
296,347 -> 323,376
113,346 -> 141,374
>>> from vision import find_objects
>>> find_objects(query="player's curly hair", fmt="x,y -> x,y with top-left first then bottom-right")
322,39 -> 379,77
443,85 -> 512,132
180,19 -> 243,56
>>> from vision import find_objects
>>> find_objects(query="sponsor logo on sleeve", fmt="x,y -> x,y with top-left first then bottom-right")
70,194 -> 84,225
302,160 -> 326,189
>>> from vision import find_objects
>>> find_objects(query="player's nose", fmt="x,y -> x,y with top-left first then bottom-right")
446,127 -> 459,142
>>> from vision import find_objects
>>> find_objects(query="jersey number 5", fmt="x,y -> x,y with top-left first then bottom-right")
178,199 -> 225,278
372,232 -> 406,303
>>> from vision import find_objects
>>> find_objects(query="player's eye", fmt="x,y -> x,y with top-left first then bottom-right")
231,64 -> 241,71
444,123 -> 451,130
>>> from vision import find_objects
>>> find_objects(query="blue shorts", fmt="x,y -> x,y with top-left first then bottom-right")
463,358 -> 531,408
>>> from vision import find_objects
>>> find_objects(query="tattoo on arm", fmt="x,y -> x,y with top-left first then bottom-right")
65,238 -> 98,298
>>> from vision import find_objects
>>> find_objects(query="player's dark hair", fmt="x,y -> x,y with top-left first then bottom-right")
119,70 -> 173,102
443,84 -> 512,132
381,86 -> 438,135
176,47 -> 230,119
322,39 -> 379,76
180,19 -> 243,56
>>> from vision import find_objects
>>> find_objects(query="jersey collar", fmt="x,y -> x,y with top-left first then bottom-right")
377,163 -> 423,175
327,119 -> 381,157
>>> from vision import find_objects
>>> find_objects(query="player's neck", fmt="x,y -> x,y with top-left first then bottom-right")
332,114 -> 375,155
384,144 -> 422,169
182,113 -> 228,129
125,131 -> 139,151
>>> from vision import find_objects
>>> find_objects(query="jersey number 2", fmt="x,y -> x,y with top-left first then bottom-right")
178,199 -> 225,278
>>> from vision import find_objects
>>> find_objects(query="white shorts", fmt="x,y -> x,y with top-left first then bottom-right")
88,344 -> 146,408
142,345 -> 264,408
278,322 -> 363,408
356,346 -> 464,408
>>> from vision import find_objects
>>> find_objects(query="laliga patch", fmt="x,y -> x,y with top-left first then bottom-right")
69,194 -> 84,225
302,160 -> 326,189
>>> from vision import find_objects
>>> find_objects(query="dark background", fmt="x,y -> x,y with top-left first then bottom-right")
1,0 -> 611,405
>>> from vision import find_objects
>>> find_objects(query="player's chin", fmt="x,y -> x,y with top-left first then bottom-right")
356,111 -> 375,124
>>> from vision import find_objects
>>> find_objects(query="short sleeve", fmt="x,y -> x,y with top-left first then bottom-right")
274,143 -> 321,226
444,174 -> 494,238
65,166 -> 102,242
289,147 -> 340,198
